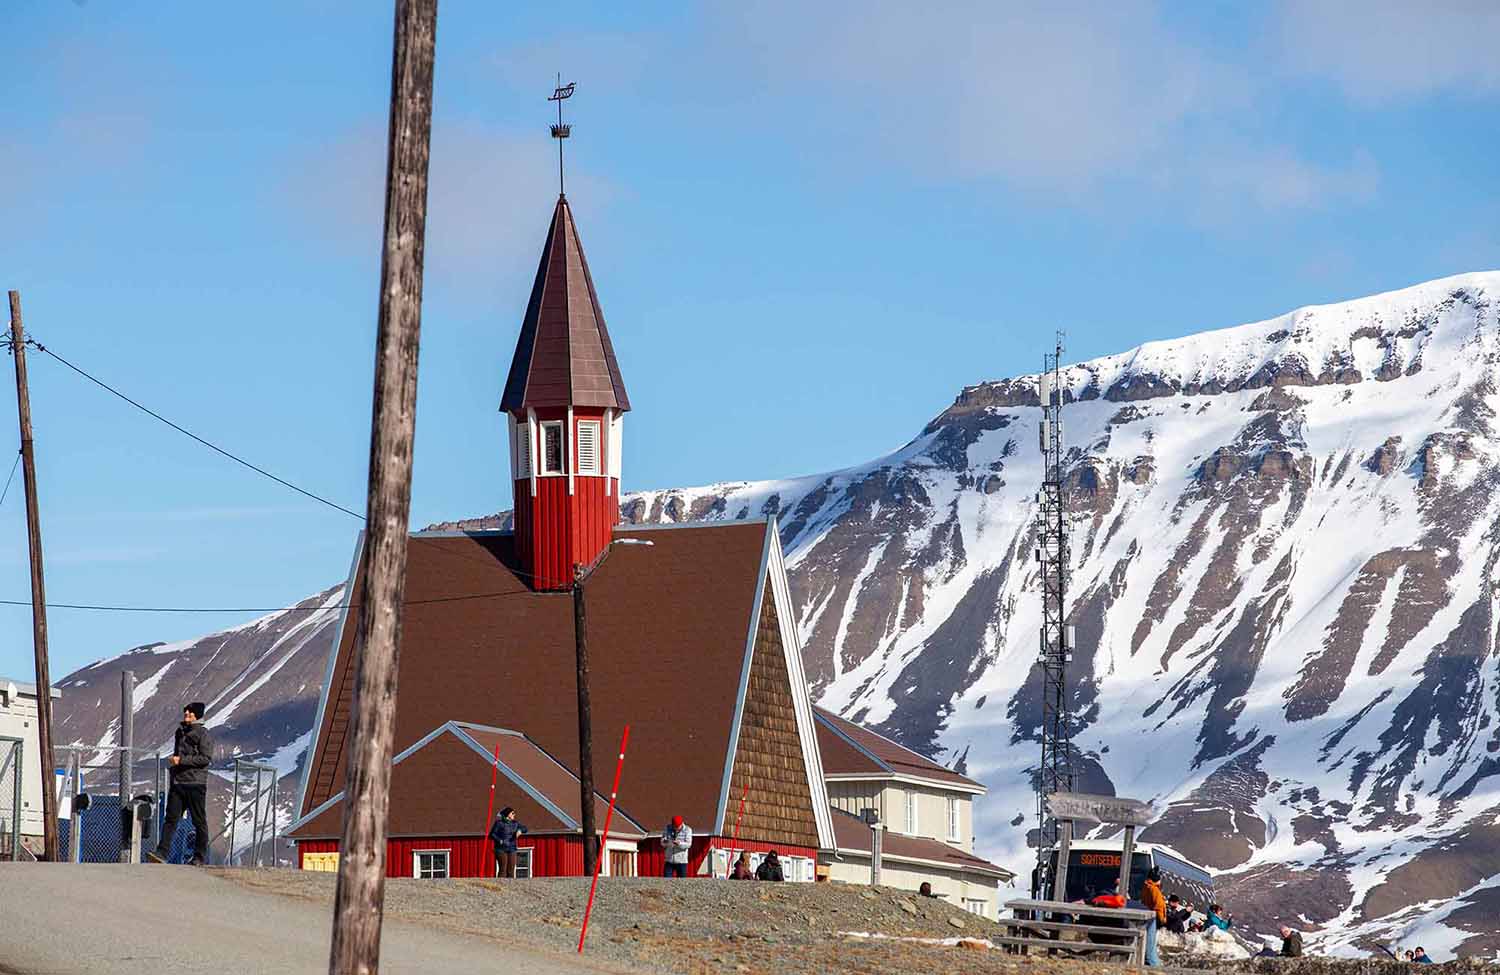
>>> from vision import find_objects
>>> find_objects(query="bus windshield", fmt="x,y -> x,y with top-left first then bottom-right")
1056,850 -> 1152,903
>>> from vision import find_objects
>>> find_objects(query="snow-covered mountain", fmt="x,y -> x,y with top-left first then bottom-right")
56,271 -> 1500,956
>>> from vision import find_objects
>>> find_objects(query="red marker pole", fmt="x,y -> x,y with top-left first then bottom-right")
578,724 -> 630,954
482,740 -> 501,877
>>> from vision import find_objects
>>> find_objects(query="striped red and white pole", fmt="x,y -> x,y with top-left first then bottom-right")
482,740 -> 501,877
578,724 -> 630,953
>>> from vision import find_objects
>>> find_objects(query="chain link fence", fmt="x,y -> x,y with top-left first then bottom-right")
56,745 -> 167,863
0,736 -> 21,861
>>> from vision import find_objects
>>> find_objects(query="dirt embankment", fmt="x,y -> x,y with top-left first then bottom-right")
223,872 -> 1498,975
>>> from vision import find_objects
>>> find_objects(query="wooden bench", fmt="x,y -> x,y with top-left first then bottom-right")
1004,898 -> 1156,966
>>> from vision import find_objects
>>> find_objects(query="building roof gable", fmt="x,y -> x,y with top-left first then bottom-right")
813,707 -> 983,790
292,720 -> 645,839
294,520 -> 831,847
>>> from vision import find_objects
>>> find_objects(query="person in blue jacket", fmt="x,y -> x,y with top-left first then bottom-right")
488,807 -> 527,877
1205,903 -> 1233,931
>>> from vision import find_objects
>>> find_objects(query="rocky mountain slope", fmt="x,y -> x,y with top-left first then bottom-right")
55,271 -> 1500,957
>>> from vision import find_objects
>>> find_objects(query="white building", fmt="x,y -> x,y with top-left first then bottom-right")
0,678 -> 62,856
814,707 -> 1014,917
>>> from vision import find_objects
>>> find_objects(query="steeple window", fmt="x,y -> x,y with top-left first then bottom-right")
540,421 -> 566,475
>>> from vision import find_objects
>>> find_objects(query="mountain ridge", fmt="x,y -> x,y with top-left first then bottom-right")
54,270 -> 1500,958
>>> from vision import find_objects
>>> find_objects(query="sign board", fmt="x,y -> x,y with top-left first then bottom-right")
1045,792 -> 1154,827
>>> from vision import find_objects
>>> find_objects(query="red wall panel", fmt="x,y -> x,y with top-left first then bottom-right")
636,835 -> 819,878
295,835 -> 593,878
511,407 -> 620,592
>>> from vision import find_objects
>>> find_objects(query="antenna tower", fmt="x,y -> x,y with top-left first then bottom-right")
1034,331 -> 1075,892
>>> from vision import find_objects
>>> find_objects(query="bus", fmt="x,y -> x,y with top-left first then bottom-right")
1041,840 -> 1215,908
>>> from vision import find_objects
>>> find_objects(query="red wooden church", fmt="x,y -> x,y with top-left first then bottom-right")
288,191 -> 835,878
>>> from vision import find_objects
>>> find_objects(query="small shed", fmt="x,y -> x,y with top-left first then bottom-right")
0,678 -> 62,855
294,720 -> 646,879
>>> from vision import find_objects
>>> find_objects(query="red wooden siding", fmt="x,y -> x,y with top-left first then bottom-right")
296,835 -> 589,878
635,836 -> 819,878
512,407 -> 619,591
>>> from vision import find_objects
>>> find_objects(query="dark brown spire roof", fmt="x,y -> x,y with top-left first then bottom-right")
500,195 -> 630,412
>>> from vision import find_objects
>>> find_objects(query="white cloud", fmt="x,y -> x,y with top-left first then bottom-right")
1277,0 -> 1500,104
280,120 -> 614,292
699,0 -> 1368,215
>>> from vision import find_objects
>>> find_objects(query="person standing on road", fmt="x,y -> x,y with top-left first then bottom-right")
145,702 -> 213,865
488,806 -> 527,878
1138,866 -> 1167,966
662,816 -> 692,878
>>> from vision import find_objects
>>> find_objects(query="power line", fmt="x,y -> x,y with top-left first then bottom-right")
0,587 -> 551,615
0,451 -> 19,507
24,337 -> 366,521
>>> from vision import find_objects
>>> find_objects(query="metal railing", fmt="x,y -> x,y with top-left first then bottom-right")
219,759 -> 279,867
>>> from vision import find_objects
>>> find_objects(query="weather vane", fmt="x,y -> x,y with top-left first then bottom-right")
549,74 -> 576,197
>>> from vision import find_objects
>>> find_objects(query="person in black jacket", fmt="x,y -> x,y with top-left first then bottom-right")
1165,894 -> 1194,934
488,807 -> 527,877
755,850 -> 785,881
146,702 -> 213,865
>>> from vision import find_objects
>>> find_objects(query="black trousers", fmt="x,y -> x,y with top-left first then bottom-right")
156,782 -> 209,863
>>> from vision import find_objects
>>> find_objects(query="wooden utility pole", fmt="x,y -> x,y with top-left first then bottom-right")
327,2 -> 437,972
118,669 -> 135,862
8,290 -> 59,863
573,564 -> 598,877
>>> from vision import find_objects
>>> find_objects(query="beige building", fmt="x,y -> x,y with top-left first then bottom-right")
0,678 -> 62,856
814,708 -> 1013,917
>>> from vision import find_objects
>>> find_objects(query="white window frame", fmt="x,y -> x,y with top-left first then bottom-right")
413,849 -> 449,880
906,790 -> 918,835
576,419 -> 602,476
513,847 -> 533,879
948,796 -> 960,841
539,421 -> 566,476
964,897 -> 988,918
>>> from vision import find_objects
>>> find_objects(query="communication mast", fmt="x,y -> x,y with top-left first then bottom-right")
1034,331 -> 1075,892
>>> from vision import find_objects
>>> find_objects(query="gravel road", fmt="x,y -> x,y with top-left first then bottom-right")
0,864 -> 630,975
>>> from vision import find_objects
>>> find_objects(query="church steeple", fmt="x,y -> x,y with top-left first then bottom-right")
500,196 -> 630,414
502,89 -> 628,591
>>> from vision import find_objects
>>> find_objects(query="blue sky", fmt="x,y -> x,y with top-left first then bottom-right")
2,1 -> 1498,681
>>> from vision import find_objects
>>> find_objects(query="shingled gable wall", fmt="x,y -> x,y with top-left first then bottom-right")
723,582 -> 821,849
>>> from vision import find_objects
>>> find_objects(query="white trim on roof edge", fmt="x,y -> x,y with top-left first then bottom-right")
291,721 -> 584,836
288,716 -> 453,835
448,724 -> 579,830
823,772 -> 987,796
294,529 -> 366,821
714,519 -> 773,834
767,519 -> 835,851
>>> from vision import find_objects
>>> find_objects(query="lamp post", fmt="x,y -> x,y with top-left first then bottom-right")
574,537 -> 652,877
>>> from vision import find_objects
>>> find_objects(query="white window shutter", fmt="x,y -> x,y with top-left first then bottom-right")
513,417 -> 531,479
577,421 -> 601,475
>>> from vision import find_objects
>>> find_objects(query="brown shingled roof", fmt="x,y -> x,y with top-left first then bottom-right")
829,806 -> 1011,879
814,707 -> 983,790
296,722 -> 646,840
295,522 -> 772,839
500,195 -> 630,412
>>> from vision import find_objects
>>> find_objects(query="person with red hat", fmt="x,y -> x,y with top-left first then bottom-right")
661,815 -> 692,878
